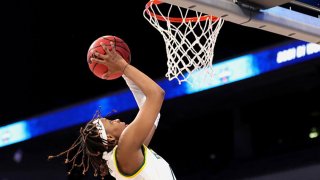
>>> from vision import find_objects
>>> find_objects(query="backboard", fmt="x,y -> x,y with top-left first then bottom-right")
160,0 -> 320,44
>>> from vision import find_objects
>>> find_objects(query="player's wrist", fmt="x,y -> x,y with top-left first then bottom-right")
122,63 -> 130,74
115,59 -> 129,73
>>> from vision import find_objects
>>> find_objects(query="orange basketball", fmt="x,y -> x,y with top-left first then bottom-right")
87,35 -> 131,80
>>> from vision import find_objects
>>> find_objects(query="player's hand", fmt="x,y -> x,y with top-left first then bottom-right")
90,42 -> 128,79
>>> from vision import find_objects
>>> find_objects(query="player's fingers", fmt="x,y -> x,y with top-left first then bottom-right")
87,57 -> 92,64
90,57 -> 105,64
93,51 -> 107,59
102,72 -> 111,80
109,41 -> 117,53
88,50 -> 98,64
100,42 -> 111,54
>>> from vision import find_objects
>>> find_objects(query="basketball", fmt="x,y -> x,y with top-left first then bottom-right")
87,35 -> 131,80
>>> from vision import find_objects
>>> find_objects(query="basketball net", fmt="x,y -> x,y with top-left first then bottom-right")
143,0 -> 224,86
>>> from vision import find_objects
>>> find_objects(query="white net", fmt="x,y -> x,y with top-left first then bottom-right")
143,0 -> 224,85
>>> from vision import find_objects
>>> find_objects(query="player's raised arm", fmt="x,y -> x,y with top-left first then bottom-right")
91,41 -> 165,173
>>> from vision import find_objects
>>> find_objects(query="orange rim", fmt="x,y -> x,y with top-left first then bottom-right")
145,0 -> 219,23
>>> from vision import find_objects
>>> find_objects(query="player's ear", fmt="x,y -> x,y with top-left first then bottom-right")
107,134 -> 116,141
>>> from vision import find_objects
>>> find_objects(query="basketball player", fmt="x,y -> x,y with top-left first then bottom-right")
49,41 -> 177,180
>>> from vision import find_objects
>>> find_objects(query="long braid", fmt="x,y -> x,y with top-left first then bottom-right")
48,108 -> 118,179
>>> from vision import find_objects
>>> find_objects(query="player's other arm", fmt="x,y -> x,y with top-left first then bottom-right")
122,75 -> 161,147
119,64 -> 164,150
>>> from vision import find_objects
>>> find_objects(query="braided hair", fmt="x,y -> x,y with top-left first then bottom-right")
48,109 -> 118,179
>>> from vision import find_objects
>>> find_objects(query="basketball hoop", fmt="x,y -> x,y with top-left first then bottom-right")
143,0 -> 224,85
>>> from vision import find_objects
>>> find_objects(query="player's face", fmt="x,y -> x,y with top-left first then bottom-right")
101,118 -> 127,139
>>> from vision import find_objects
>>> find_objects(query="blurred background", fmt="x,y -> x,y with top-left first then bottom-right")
1,0 -> 320,179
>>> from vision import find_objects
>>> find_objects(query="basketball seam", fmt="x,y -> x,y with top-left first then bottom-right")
92,62 -> 98,72
102,36 -> 126,43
